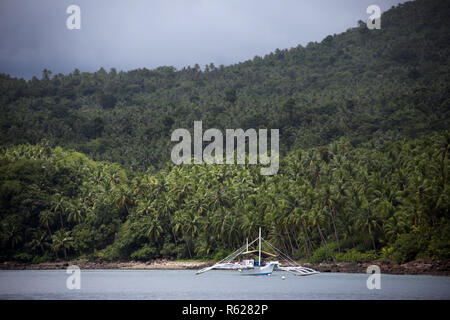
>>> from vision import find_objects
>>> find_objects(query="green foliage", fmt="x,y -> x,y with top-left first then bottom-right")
96,245 -> 121,262
0,0 -> 449,172
0,129 -> 448,264
392,233 -> 424,264
130,245 -> 159,261
335,249 -> 378,263
311,244 -> 336,264
32,253 -> 52,264
0,0 -> 449,265
224,88 -> 237,104
214,250 -> 232,262
427,221 -> 450,260
13,252 -> 33,262
380,246 -> 395,261
160,243 -> 177,259
0,143 -> 128,261
99,94 -> 117,109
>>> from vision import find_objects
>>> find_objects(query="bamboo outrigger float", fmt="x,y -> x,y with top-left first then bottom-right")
196,228 -> 319,276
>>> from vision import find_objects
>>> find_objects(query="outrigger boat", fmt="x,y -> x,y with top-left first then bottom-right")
196,228 -> 318,276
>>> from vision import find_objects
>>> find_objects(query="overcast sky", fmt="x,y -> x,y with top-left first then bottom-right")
0,0 -> 407,79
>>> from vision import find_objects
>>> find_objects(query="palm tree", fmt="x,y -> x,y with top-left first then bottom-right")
321,183 -> 341,252
29,229 -> 49,254
145,214 -> 163,243
178,210 -> 199,258
67,199 -> 84,224
39,210 -> 55,236
2,220 -> 23,250
51,194 -> 67,228
52,229 -> 73,260
309,207 -> 336,263
292,208 -> 312,259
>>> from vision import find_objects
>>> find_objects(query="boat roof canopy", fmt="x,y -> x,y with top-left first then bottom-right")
242,250 -> 277,257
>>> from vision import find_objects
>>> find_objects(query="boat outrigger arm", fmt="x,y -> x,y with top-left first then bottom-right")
196,228 -> 319,276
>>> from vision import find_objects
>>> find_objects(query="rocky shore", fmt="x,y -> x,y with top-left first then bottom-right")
0,259 -> 211,271
303,259 -> 450,276
1,258 -> 448,276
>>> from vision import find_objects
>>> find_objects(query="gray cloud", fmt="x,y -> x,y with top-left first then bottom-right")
0,0 -> 407,79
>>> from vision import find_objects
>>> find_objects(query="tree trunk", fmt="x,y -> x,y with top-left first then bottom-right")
292,230 -> 300,252
186,237 -> 192,259
329,205 -> 341,253
46,224 -> 52,237
299,223 -> 311,259
285,227 -> 295,255
303,225 -> 314,252
59,211 -> 64,229
317,223 -> 336,263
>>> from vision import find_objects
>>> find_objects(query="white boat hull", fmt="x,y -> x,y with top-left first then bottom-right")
240,263 -> 275,275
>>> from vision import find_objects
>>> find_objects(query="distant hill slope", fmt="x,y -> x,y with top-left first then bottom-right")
1,0 -> 449,171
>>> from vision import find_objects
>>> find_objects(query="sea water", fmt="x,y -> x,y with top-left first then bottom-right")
0,270 -> 448,300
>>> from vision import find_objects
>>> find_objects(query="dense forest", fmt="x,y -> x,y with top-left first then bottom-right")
1,133 -> 448,263
0,0 -> 449,264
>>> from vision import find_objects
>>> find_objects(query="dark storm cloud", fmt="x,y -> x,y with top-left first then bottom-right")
0,0 -> 407,79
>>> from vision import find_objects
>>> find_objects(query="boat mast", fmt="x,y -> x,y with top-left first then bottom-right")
258,227 -> 261,266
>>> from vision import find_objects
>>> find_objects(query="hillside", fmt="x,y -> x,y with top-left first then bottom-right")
0,0 -> 449,265
0,132 -> 448,263
0,0 -> 449,171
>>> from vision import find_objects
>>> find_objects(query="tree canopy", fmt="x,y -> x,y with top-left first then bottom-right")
0,0 -> 449,264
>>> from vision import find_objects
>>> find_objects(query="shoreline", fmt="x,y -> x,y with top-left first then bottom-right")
1,258 -> 449,276
302,259 -> 450,276
0,259 -> 210,271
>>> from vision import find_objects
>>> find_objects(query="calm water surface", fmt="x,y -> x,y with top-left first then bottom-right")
0,270 -> 449,300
